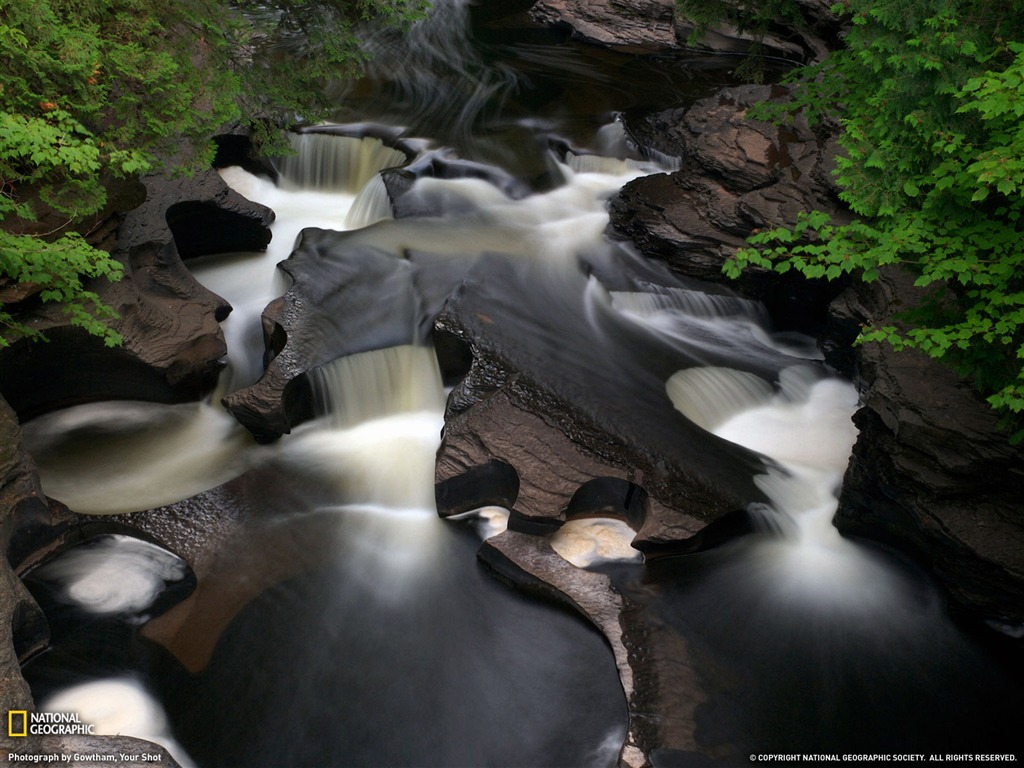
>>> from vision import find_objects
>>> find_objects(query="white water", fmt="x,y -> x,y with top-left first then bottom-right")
41,678 -> 196,768
31,535 -> 188,619
662,360 -> 905,613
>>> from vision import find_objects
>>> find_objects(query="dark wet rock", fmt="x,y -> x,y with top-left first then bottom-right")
383,148 -> 534,218
0,167 -> 272,421
529,0 -> 678,50
611,84 -> 849,332
293,121 -> 423,159
223,235 -> 463,441
434,252 -> 773,552
827,270 -> 1024,628
1,397 -> 75,713
527,0 -> 840,61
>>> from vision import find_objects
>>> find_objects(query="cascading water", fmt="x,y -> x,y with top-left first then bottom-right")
18,0 -> 1021,764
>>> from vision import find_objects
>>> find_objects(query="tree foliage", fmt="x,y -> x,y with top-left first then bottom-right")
719,0 -> 1024,438
0,0 -> 426,347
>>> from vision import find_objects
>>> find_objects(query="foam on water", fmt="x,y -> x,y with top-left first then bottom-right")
278,410 -> 445,513
665,364 -> 910,613
32,536 -> 188,618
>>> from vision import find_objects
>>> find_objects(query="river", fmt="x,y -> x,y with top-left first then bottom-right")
18,1 -> 1021,766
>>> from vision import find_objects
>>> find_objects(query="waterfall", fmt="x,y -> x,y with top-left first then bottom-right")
345,172 -> 394,228
666,366 -> 775,432
307,345 -> 446,429
277,346 -> 447,513
274,133 -> 407,192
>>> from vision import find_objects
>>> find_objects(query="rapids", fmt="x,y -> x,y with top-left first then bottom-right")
17,0 -> 1021,765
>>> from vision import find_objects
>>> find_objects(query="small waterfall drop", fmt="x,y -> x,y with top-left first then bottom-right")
280,346 -> 447,514
666,366 -> 774,433
308,345 -> 446,429
274,133 -> 407,192
666,362 -> 911,613
345,172 -> 394,228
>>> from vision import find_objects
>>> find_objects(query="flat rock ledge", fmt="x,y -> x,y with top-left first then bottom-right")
0,165 -> 273,421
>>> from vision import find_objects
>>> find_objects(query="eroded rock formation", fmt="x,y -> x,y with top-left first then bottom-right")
433,251 -> 776,552
828,271 -> 1024,628
0,167 -> 272,420
611,83 -> 849,332
1,397 -> 74,713
222,237 -> 463,441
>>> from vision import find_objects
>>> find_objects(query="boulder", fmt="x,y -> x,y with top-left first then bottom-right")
0,166 -> 273,420
828,270 -> 1024,629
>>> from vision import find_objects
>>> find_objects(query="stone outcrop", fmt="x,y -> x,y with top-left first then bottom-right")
828,271 -> 1024,629
0,167 -> 273,421
526,0 -> 841,61
1,397 -> 76,714
222,236 -> 463,441
434,251 -> 774,553
611,84 -> 849,331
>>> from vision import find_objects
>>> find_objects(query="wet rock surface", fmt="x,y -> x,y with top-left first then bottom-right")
1,397 -> 74,714
479,529 -> 705,768
434,251 -> 773,552
222,235 -> 463,441
828,270 -> 1024,628
0,167 -> 271,421
611,84 -> 849,333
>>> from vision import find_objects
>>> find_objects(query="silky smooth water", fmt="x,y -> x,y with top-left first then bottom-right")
19,0 -> 1022,764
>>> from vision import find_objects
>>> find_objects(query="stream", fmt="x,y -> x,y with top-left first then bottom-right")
17,1 -> 1022,766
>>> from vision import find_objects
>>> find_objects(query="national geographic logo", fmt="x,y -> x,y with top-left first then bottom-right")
7,711 -> 95,737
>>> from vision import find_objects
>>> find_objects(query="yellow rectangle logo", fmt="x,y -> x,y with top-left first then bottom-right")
8,709 -> 28,737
